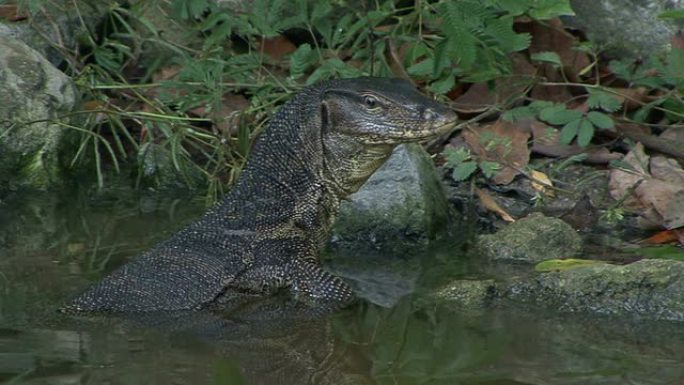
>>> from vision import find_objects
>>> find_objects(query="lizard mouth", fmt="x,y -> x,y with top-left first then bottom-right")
414,119 -> 459,141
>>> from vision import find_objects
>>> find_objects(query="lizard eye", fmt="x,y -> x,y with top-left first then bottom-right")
363,95 -> 379,109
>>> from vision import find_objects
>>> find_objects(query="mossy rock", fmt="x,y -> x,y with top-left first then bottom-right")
477,212 -> 582,264
0,36 -> 78,190
332,143 -> 452,254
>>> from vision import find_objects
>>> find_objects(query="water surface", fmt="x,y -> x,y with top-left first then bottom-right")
1,190 -> 683,385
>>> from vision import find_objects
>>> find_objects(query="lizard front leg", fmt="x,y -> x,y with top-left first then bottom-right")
226,251 -> 354,309
287,258 -> 355,306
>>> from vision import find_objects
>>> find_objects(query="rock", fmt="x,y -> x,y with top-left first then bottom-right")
567,0 -> 684,60
327,254 -> 420,308
0,35 -> 78,190
476,212 -> 582,263
433,279 -> 498,309
0,1 -> 108,67
331,143 -> 452,253
505,259 -> 684,321
435,259 -> 684,321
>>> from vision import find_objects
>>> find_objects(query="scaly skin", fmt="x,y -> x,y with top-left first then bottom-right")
63,77 -> 457,313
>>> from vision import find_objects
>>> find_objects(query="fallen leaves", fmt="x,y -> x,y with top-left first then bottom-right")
0,4 -> 29,22
463,119 -> 530,185
609,142 -> 684,230
475,187 -> 516,222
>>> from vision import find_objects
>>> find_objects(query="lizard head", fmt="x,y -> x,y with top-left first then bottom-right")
320,77 -> 457,144
316,77 -> 457,196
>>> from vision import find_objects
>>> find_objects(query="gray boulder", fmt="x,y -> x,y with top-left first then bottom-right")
0,35 -> 77,189
0,1 -> 108,67
477,212 -> 582,263
568,0 -> 684,59
331,143 -> 452,253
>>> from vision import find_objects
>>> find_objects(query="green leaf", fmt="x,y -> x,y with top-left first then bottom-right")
658,9 -> 684,20
577,118 -> 594,147
664,48 -> 684,88
305,58 -> 363,85
586,88 -> 622,112
479,161 -> 501,178
531,51 -> 561,66
443,147 -> 471,165
559,118 -> 581,144
289,43 -> 317,79
528,0 -> 574,19
586,111 -> 614,129
492,0 -> 530,16
638,245 -> 684,261
311,0 -> 333,22
452,161 -> 478,181
502,106 -> 535,122
535,258 -> 608,272
529,100 -> 554,112
429,75 -> 455,95
608,59 -> 633,81
407,59 -> 435,77
609,159 -> 639,172
539,105 -> 583,125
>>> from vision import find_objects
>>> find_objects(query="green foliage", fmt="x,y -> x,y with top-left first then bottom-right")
428,1 -> 531,87
505,102 -> 614,147
443,148 -> 501,181
416,0 -> 572,90
535,258 -> 608,272
600,206 -> 625,224
14,0 -> 580,198
638,245 -> 684,261
610,48 -> 684,124
530,51 -> 562,66
586,88 -> 622,112
658,9 -> 684,20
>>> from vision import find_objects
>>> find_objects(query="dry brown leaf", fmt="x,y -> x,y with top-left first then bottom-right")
463,119 -> 530,185
608,87 -> 649,110
522,18 -> 589,103
651,156 -> 684,184
475,187 -> 516,222
259,36 -> 296,60
559,194 -> 598,230
530,65 -> 573,103
641,229 -> 680,245
677,228 -> 684,244
152,65 -> 182,82
530,169 -> 554,197
385,39 -> 413,83
660,126 -> 684,143
189,93 -> 249,136
672,33 -> 684,51
0,5 -> 29,21
526,19 -> 591,77
609,142 -> 684,230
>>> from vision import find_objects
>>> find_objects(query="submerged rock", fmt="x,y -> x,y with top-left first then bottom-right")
0,35 -> 77,190
505,259 -> 684,321
332,143 -> 452,253
435,259 -> 684,321
476,212 -> 582,263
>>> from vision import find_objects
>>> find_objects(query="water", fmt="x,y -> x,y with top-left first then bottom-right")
1,190 -> 683,385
